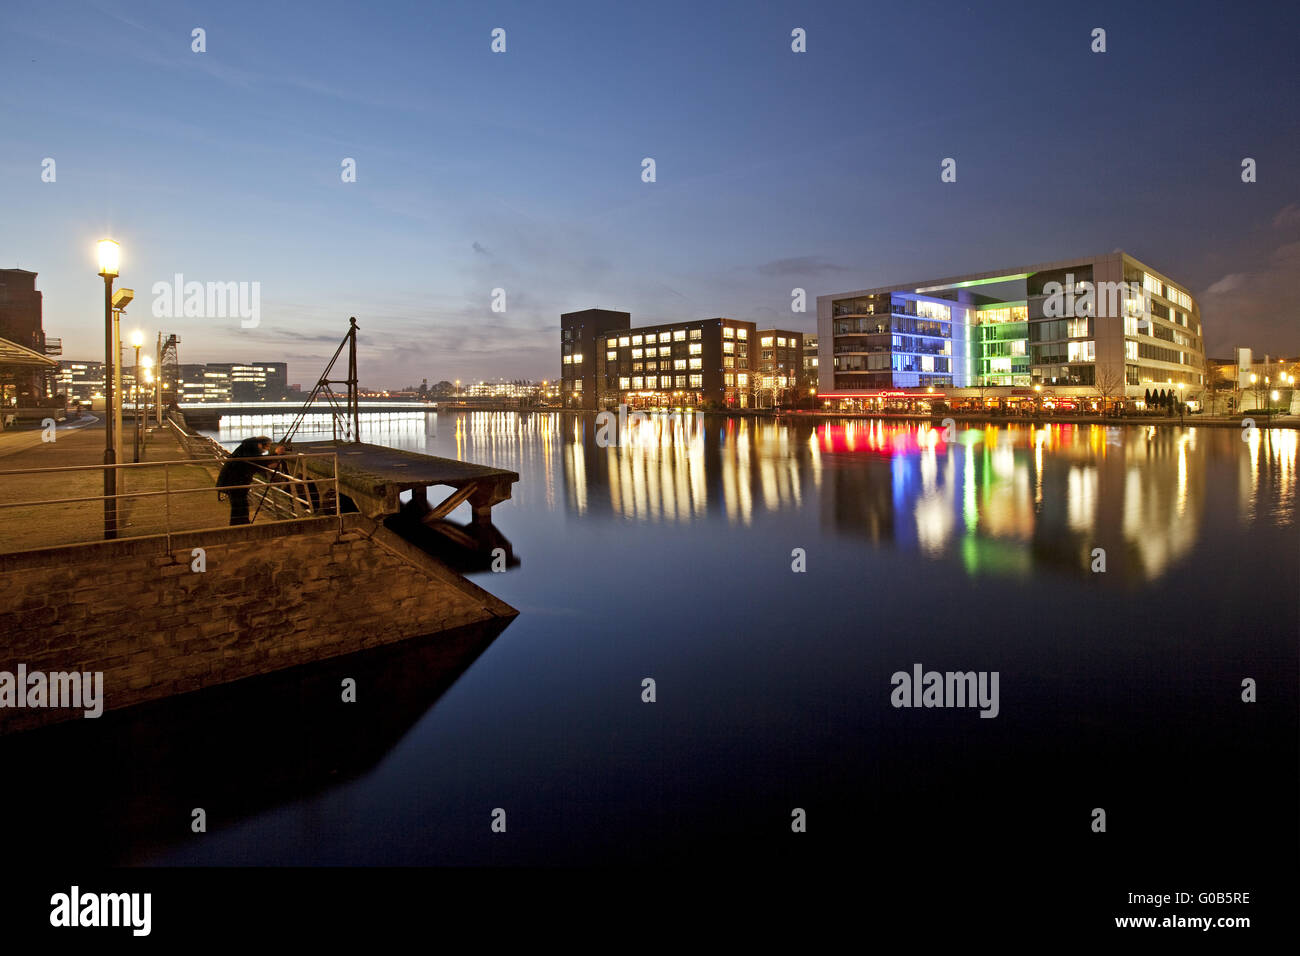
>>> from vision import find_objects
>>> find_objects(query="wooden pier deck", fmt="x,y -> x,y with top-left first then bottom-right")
293,441 -> 519,526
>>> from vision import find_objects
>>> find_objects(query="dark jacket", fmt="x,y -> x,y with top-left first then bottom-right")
217,438 -> 268,490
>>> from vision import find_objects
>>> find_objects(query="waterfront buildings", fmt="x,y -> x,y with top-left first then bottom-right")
0,269 -> 60,407
561,308 -> 758,409
753,329 -> 805,407
817,252 -> 1207,412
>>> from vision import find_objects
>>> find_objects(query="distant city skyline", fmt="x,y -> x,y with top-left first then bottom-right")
5,0 -> 1298,388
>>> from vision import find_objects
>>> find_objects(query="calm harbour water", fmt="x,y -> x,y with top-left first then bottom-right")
9,412 -> 1297,885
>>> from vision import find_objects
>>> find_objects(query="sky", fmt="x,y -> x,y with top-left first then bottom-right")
3,0 -> 1298,387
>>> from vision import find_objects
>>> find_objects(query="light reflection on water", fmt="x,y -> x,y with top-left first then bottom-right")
214,411 -> 1297,586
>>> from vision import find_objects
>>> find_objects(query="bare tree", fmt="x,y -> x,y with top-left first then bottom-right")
1094,366 -> 1126,416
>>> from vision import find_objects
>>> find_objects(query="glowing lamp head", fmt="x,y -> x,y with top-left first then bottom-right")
97,238 -> 120,277
141,355 -> 153,369
129,330 -> 144,348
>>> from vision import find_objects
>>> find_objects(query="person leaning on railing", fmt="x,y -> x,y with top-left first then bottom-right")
216,435 -> 284,525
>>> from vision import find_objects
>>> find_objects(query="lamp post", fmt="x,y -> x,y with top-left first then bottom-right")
130,330 -> 144,462
97,239 -> 120,538
140,354 -> 154,460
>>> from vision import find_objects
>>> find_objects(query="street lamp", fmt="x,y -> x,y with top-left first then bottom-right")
139,355 -> 154,461
97,239 -> 120,538
130,330 -> 144,461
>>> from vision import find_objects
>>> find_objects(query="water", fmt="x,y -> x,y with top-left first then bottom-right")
8,412 -> 1297,892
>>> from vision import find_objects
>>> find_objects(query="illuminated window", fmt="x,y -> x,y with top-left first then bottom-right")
736,328 -> 747,339
618,337 -> 631,348
1067,318 -> 1088,338
632,376 -> 644,389
659,346 -> 671,357
573,379 -> 583,390
619,377 -> 630,389
760,336 -> 773,347
1067,340 -> 1095,362
659,332 -> 671,343
631,348 -> 643,359
724,373 -> 735,385
1143,273 -> 1162,297
689,374 -> 702,387
1010,340 -> 1026,357
673,330 -> 686,342
632,362 -> 643,372
723,356 -> 735,368
606,350 -> 617,361
1125,341 -> 1138,360
632,335 -> 642,346
674,359 -> 686,370
562,355 -> 572,365
688,343 -> 702,355
690,328 -> 702,340
675,375 -> 686,387
661,375 -> 672,388
723,341 -> 735,354
646,361 -> 657,371
689,358 -> 702,370
723,327 -> 735,339
572,354 -> 583,364
777,337 -> 787,348
737,373 -> 749,386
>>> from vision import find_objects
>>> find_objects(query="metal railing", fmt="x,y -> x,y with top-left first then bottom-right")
0,451 -> 342,552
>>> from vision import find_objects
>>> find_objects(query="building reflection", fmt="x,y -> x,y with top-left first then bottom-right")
556,413 -> 1217,584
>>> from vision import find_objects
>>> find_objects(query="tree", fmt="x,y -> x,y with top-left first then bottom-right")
1095,366 -> 1126,415
1202,368 -> 1230,415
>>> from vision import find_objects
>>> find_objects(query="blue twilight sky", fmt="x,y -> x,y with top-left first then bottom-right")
3,0 -> 1298,387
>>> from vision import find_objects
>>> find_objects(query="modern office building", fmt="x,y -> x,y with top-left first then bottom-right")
803,334 -> 819,389
562,308 -> 758,409
753,329 -> 805,407
56,361 -> 106,402
817,252 -> 1206,412
1,269 -> 61,405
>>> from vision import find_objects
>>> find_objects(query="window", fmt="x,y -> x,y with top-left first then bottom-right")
632,376 -> 643,388
632,362 -> 643,372
690,328 -> 702,340
632,348 -> 643,359
659,332 -> 671,343
659,346 -> 671,357
723,356 -> 735,368
761,337 -> 774,347
723,327 -> 735,339
632,335 -> 643,345
737,373 -> 748,386
723,341 -> 735,354
777,337 -> 787,347
689,374 -> 702,387
724,373 -> 735,385
606,350 -> 617,361
1067,317 -> 1089,338
572,354 -> 583,364
1143,273 -> 1163,297
675,375 -> 686,387
673,330 -> 686,341
689,358 -> 702,370
688,343 -> 702,355
562,355 -> 572,365
573,379 -> 582,391
618,337 -> 631,348
661,375 -> 672,388
646,361 -> 657,371
736,328 -> 747,339
1067,340 -> 1095,362
1125,341 -> 1138,360
674,359 -> 686,370
619,377 -> 630,389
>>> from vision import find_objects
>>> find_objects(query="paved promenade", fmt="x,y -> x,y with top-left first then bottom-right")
0,416 -> 232,553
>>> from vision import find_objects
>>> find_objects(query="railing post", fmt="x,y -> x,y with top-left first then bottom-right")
335,453 -> 343,533
164,461 -> 172,550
